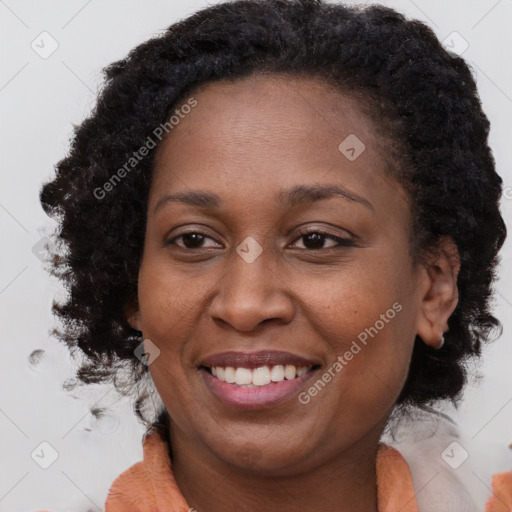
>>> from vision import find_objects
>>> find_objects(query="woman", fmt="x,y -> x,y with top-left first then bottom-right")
39,0 -> 508,510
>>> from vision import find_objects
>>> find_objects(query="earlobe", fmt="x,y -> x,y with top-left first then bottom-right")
415,237 -> 460,349
128,313 -> 142,332
125,302 -> 142,332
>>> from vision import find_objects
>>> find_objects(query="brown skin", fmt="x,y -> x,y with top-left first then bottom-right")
128,74 -> 460,512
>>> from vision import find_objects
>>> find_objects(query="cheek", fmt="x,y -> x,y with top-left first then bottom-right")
293,252 -> 410,349
137,255 -> 216,342
306,299 -> 413,438
136,261 -> 209,424
299,257 -> 416,416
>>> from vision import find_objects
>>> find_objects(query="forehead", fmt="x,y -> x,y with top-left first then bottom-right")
156,73 -> 379,160
150,73 -> 406,215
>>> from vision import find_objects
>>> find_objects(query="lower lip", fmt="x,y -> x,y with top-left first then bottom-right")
201,368 -> 316,410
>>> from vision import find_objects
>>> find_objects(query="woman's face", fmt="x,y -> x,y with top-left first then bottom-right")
130,74 -> 432,474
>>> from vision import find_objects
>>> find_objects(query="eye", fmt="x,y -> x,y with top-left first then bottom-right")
166,230 -> 222,249
166,228 -> 354,251
290,229 -> 354,250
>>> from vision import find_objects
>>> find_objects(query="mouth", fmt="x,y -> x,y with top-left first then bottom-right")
199,351 -> 321,409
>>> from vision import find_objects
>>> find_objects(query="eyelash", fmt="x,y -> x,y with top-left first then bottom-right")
166,228 -> 354,250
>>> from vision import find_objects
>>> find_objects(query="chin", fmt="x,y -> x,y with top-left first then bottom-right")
206,432 -> 320,476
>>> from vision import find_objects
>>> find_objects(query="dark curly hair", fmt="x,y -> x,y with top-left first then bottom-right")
40,0 -> 506,426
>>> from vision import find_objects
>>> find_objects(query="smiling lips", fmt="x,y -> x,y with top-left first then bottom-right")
200,350 -> 319,409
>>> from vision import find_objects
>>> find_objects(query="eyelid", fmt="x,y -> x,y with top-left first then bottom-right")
291,221 -> 354,239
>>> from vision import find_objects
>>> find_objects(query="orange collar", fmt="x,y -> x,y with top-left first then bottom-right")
105,429 -> 419,512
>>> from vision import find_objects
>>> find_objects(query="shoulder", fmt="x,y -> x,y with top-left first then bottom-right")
105,428 -> 191,512
381,406 -> 480,512
486,471 -> 512,511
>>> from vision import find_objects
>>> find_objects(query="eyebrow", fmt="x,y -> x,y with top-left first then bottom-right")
153,183 -> 374,214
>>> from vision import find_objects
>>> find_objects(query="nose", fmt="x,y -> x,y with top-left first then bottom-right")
208,247 -> 295,332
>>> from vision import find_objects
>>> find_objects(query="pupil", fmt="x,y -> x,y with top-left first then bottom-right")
183,233 -> 204,248
304,233 -> 324,249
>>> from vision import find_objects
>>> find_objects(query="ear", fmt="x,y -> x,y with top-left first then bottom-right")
415,236 -> 460,349
125,300 -> 142,332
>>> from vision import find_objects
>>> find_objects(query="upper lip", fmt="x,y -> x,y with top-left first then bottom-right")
199,350 -> 319,369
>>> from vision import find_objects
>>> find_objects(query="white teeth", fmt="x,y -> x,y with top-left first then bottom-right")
235,367 -> 252,385
296,367 -> 308,377
252,366 -> 271,386
284,364 -> 296,380
224,367 -> 236,383
270,365 -> 285,382
210,364 -> 311,386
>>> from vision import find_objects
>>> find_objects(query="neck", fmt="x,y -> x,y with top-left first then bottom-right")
169,425 -> 382,512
